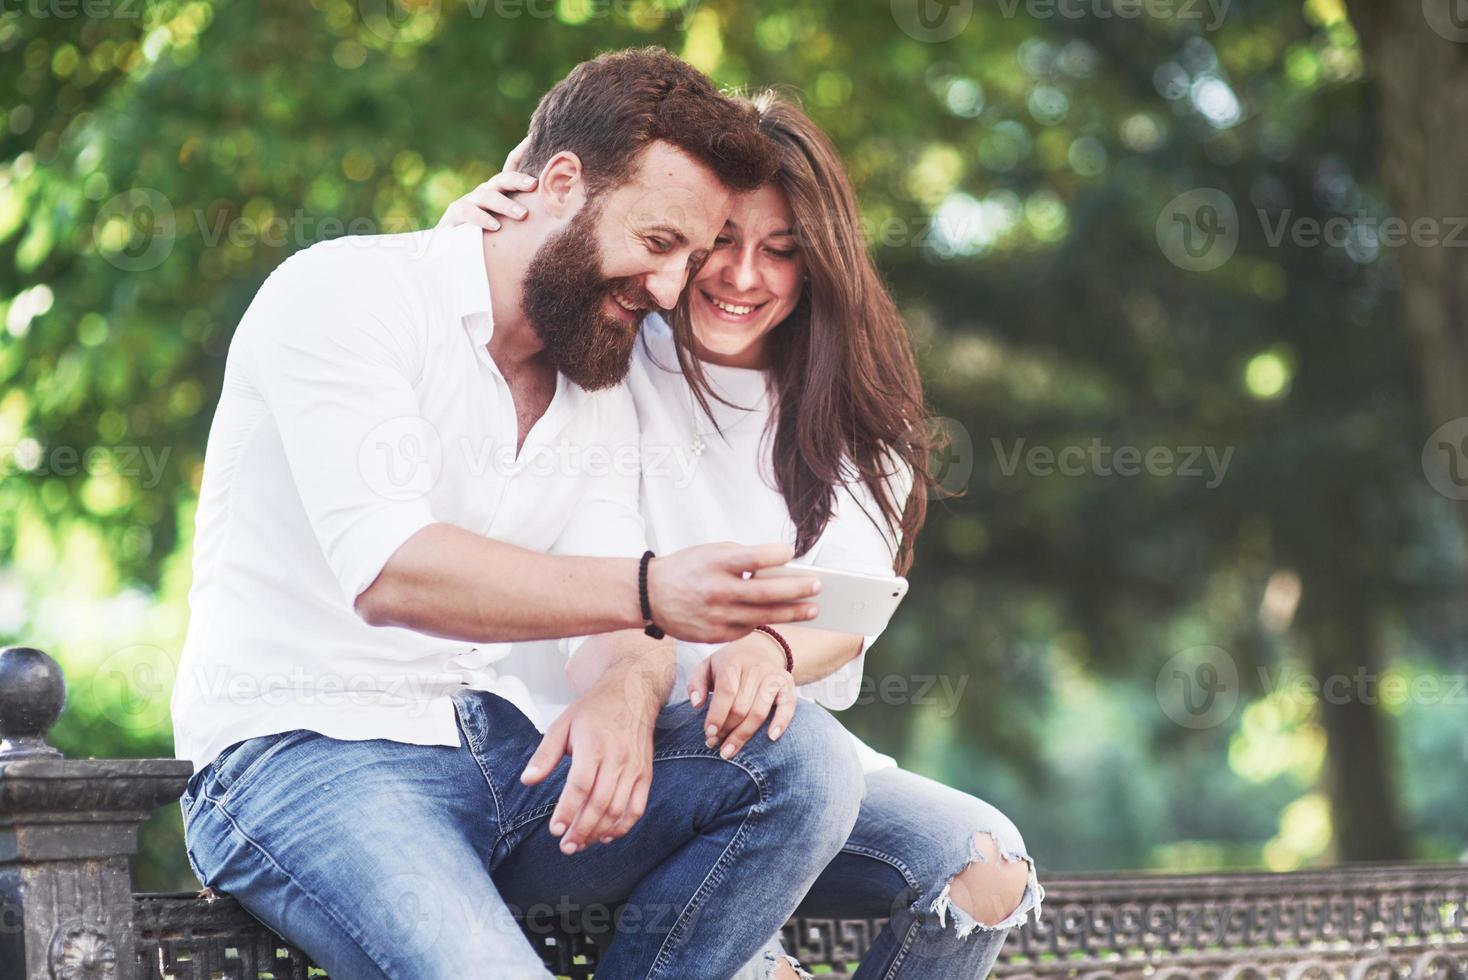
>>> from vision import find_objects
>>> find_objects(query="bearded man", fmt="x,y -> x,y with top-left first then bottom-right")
172,47 -> 862,980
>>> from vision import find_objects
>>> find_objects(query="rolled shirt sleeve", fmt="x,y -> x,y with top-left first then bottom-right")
235,245 -> 438,606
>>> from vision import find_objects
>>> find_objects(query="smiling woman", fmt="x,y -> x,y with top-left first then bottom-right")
686,183 -> 807,369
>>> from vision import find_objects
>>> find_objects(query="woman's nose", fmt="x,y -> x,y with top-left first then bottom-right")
725,252 -> 760,293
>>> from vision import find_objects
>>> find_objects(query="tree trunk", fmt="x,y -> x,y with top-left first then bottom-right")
1346,0 -> 1468,534
1296,590 -> 1405,861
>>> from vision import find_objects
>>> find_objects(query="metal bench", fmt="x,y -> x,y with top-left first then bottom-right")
3,645 -> 1466,979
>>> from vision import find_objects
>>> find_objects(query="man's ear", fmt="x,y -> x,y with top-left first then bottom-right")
536,151 -> 588,219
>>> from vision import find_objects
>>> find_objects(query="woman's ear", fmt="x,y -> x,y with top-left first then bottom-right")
536,150 -> 587,219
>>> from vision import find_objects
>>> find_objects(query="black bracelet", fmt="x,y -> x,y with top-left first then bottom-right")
638,550 -> 664,639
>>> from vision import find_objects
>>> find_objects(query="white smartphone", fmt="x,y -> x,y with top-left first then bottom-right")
752,564 -> 910,635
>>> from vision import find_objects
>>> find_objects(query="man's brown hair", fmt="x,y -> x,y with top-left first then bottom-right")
519,47 -> 776,195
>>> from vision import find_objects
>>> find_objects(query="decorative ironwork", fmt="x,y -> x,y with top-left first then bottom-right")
132,864 -> 1468,979
48,921 -> 118,980
4,646 -> 1464,979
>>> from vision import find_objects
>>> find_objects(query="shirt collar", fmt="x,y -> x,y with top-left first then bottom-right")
443,222 -> 495,348
441,222 -> 594,409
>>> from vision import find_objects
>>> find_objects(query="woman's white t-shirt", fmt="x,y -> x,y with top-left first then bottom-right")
628,314 -> 902,773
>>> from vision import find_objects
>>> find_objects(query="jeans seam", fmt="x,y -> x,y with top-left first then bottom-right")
836,843 -> 921,893
453,694 -> 507,829
202,792 -> 398,979
180,802 -> 208,885
646,755 -> 768,980
212,731 -> 304,812
883,917 -> 926,980
827,843 -> 923,980
497,803 -> 557,853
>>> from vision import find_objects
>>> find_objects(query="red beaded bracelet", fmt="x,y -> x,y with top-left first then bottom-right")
752,625 -> 794,673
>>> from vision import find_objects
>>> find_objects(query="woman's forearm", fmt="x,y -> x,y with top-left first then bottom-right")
746,625 -> 863,686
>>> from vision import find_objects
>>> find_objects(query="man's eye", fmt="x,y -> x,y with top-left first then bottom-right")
713,235 -> 734,248
645,237 -> 671,254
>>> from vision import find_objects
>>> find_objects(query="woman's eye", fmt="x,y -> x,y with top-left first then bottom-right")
713,236 -> 734,248
768,248 -> 798,260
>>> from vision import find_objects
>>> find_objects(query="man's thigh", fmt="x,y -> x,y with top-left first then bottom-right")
486,694 -> 861,914
487,698 -> 753,907
184,725 -> 548,979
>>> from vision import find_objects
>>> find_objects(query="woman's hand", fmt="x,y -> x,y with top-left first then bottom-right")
437,135 -> 536,231
689,631 -> 798,759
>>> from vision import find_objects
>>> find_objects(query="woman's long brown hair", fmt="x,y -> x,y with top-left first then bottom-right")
663,89 -> 937,574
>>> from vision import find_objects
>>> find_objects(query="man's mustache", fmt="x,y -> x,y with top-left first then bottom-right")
605,279 -> 660,314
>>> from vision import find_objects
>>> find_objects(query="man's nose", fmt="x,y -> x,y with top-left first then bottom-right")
645,262 -> 687,310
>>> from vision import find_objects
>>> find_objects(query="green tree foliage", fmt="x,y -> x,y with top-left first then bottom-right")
2,0 -> 1463,889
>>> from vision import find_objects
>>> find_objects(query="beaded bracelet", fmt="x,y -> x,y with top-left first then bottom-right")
638,550 -> 664,639
752,625 -> 794,673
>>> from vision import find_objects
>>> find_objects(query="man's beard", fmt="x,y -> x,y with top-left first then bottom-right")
520,200 -> 655,391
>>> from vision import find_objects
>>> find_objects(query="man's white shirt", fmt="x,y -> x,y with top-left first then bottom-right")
170,223 -> 645,776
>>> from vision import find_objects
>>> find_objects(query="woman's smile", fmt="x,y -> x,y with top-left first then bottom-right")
698,288 -> 771,323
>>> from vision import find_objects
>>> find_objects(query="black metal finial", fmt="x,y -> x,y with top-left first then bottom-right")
0,646 -> 67,760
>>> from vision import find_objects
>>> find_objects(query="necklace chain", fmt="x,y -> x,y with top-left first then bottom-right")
689,378 -> 769,456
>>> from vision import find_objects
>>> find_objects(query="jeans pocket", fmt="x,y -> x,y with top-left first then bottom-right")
179,777 -> 207,827
211,729 -> 312,811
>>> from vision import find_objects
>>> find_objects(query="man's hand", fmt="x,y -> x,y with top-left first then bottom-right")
650,543 -> 822,643
519,647 -> 673,854
689,632 -> 797,760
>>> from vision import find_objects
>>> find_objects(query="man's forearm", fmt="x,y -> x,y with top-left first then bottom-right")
566,629 -> 677,707
355,523 -> 643,642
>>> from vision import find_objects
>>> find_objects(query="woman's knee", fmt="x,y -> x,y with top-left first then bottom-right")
744,703 -> 864,838
944,831 -> 1034,927
881,787 -> 1043,938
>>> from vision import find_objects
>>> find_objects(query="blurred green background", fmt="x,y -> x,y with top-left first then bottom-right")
3,0 -> 1466,892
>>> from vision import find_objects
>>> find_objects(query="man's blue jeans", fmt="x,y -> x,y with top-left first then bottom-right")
180,688 -> 865,979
